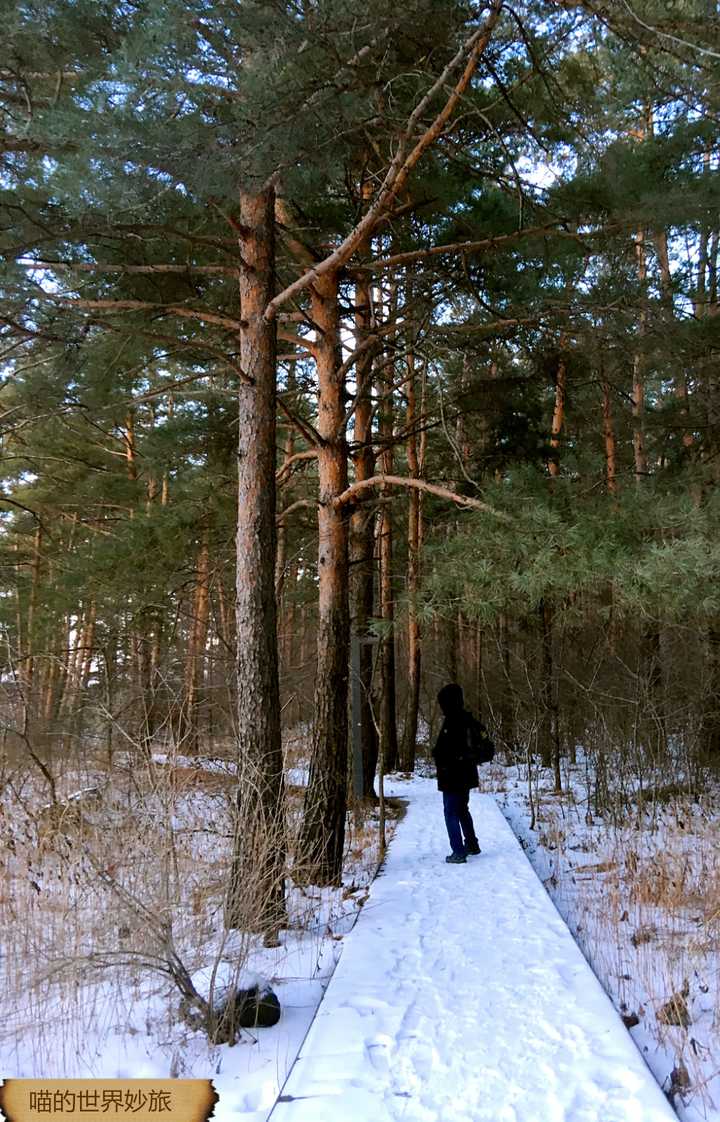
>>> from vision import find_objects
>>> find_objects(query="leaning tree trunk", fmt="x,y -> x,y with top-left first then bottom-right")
226,187 -> 285,939
299,270 -> 351,886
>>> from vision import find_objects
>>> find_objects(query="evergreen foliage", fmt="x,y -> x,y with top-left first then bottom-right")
2,0 -> 720,831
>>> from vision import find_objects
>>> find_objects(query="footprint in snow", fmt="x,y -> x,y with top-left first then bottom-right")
366,1032 -> 394,1075
238,1083 -> 276,1112
350,995 -> 391,1014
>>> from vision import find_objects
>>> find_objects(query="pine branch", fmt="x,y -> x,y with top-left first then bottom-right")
20,260 -> 238,277
90,321 -> 250,382
264,0 -> 504,320
46,296 -> 243,333
277,397 -> 323,448
333,474 -> 511,520
277,330 -> 319,357
277,498 -> 318,524
365,221 -> 630,272
276,449 -> 318,484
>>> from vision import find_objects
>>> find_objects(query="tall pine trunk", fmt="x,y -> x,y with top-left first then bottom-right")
296,269 -> 349,884
226,188 -> 285,938
549,350 -> 566,478
182,522 -> 210,753
498,614 -> 515,755
539,597 -> 561,789
23,525 -> 42,721
349,243 -> 379,798
632,229 -> 649,484
275,367 -> 296,611
377,347 -> 398,774
300,270 -> 351,886
399,350 -> 422,772
601,375 -> 617,495
701,625 -> 720,760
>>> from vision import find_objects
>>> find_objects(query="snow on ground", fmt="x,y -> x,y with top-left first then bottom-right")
152,752 -> 238,775
3,746 -> 701,1122
152,750 -> 309,789
270,777 -> 677,1122
0,751 -> 386,1120
485,759 -> 719,1122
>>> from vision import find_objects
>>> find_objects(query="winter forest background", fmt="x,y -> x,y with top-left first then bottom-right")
2,0 -> 720,1116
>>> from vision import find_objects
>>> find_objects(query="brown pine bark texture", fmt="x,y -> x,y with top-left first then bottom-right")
300,271 -> 351,885
227,189 -> 285,936
349,243 -> 379,797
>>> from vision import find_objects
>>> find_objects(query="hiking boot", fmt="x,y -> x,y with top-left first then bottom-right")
465,841 -> 481,855
445,853 -> 467,864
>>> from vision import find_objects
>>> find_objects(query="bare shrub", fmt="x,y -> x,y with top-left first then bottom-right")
0,738 -> 292,1066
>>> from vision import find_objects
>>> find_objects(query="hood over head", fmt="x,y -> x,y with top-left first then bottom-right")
437,683 -> 464,716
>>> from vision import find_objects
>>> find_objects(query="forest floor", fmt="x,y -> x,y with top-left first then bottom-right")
1,744 -> 717,1121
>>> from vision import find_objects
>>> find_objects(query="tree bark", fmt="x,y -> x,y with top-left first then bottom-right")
498,613 -> 515,755
656,225 -> 695,450
336,473 -> 507,517
349,226 -> 379,797
58,606 -> 86,721
632,230 -> 649,484
79,600 -> 96,690
399,349 -> 422,772
182,523 -> 210,752
275,368 -> 296,605
539,597 -> 560,782
474,623 -> 483,718
125,409 -> 136,476
299,270 -> 351,886
549,350 -> 566,478
226,188 -> 285,939
376,323 -> 399,774
700,624 -> 720,760
23,525 -> 42,717
601,375 -> 617,495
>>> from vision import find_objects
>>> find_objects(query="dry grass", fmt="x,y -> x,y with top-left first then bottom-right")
0,731 -> 390,1075
1,751 -> 235,1067
478,752 -> 720,1111
501,775 -> 720,1115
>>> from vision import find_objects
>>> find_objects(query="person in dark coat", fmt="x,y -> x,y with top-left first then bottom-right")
432,683 -> 481,864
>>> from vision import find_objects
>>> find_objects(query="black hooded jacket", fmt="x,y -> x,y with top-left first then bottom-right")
432,683 -> 479,794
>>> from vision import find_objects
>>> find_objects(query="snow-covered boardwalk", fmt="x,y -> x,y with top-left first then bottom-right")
269,780 -> 677,1122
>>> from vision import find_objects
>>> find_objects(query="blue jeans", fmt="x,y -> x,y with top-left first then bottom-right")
443,790 -> 478,856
